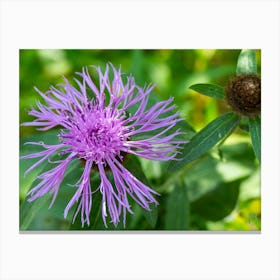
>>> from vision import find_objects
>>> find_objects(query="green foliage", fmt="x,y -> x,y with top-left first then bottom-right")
189,83 -> 225,100
249,116 -> 261,161
19,129 -> 61,202
169,112 -> 240,171
191,179 -> 241,221
165,181 -> 189,230
20,159 -> 82,230
19,50 -> 261,231
124,155 -> 159,228
236,49 -> 257,75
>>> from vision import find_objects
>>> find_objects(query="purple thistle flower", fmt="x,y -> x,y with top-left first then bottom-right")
21,63 -> 183,227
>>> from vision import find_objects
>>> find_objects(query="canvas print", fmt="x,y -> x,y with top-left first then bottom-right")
19,49 -> 261,231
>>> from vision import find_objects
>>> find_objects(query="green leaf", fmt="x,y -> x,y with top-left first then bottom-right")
72,155 -> 159,230
185,143 -> 256,203
169,112 -> 241,171
20,128 -> 94,230
236,49 -> 257,75
130,49 -> 144,85
143,203 -> 158,228
19,129 -> 61,229
239,117 -> 249,132
249,116 -> 261,161
165,182 -> 189,230
20,129 -> 60,149
20,130 -> 62,201
189,83 -> 225,100
191,179 -> 242,221
216,143 -> 257,181
71,188 -> 103,230
124,155 -> 158,228
20,155 -> 49,202
20,192 -> 51,230
20,159 -> 82,230
239,167 -> 261,201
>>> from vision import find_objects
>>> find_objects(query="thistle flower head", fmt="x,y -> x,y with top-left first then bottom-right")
21,63 -> 184,227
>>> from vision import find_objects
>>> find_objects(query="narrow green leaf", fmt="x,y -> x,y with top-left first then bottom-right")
165,182 -> 189,230
189,83 -> 225,100
236,49 -> 257,75
169,112 -> 240,171
191,179 -> 242,221
249,116 -> 261,161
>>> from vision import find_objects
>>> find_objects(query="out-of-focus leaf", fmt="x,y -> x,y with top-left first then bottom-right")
236,49 -> 257,75
205,98 -> 219,124
20,129 -> 61,200
189,83 -> 225,100
19,129 -> 62,229
249,116 -> 261,161
19,128 -> 61,153
238,198 -> 261,230
169,112 -> 240,171
185,142 -> 256,203
184,156 -> 223,202
72,155 -> 159,230
177,64 -> 236,98
20,193 -> 51,231
72,187 -> 103,230
20,129 -> 60,148
126,203 -> 146,229
239,117 -> 249,132
216,143 -> 257,182
20,160 -> 81,230
165,182 -> 189,230
143,203 -> 158,229
191,179 -> 242,221
124,155 -> 158,228
20,156 -> 49,202
239,167 -> 261,201
130,49 -> 144,84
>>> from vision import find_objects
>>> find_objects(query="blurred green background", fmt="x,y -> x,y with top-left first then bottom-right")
20,50 -> 261,231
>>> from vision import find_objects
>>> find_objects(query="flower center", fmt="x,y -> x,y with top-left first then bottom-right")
59,105 -> 127,164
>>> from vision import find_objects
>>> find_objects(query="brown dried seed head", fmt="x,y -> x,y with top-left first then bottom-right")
226,74 -> 261,117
